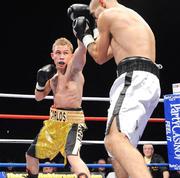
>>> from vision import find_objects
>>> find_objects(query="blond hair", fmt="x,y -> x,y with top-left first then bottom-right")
52,37 -> 74,52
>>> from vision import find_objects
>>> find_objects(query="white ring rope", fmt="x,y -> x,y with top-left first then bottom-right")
0,93 -> 166,146
0,139 -> 167,145
0,93 -> 164,102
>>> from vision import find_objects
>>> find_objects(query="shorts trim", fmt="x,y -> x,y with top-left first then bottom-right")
117,56 -> 159,79
105,71 -> 133,135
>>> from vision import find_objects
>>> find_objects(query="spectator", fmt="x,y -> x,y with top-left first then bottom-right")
97,158 -> 106,174
170,170 -> 180,178
4,159 -> 16,172
92,158 -> 107,178
143,144 -> 170,178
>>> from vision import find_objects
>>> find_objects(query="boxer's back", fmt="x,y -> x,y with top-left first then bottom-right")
99,4 -> 156,64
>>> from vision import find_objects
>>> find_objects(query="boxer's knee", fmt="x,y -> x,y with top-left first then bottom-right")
104,134 -> 113,153
105,131 -> 128,151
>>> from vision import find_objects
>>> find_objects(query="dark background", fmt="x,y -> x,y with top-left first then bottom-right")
0,0 -> 179,167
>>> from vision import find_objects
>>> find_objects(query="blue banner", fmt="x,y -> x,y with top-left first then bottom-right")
164,94 -> 180,170
0,172 -> 6,178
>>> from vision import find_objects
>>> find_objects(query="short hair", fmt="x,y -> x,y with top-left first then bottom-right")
143,144 -> 154,150
52,37 -> 73,52
77,173 -> 88,178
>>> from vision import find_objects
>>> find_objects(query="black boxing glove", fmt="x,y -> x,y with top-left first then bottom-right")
73,16 -> 95,48
67,4 -> 99,39
35,64 -> 56,91
67,4 -> 90,21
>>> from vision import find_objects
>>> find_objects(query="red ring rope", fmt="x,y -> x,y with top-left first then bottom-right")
0,114 -> 164,122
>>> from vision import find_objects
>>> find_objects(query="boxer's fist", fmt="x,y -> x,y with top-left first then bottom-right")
73,16 -> 94,48
67,4 -> 90,21
73,16 -> 91,41
36,64 -> 56,91
68,4 -> 99,39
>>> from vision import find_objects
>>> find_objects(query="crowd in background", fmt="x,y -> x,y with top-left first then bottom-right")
1,146 -> 180,178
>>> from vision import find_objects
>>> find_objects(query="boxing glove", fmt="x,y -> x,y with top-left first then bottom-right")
67,4 -> 90,21
67,4 -> 99,39
73,16 -> 95,48
36,64 -> 56,91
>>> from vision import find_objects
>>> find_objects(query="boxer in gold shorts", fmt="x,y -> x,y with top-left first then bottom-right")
25,38 -> 90,178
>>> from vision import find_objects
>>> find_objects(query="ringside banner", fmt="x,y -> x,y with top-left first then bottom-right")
163,94 -> 180,170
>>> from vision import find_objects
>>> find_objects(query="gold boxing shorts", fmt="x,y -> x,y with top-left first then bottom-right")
26,107 -> 86,164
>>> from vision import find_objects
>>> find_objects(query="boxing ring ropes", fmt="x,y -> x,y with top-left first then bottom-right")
0,93 -> 169,177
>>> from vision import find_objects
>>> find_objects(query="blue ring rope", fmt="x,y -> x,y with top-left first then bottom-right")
0,163 -> 169,168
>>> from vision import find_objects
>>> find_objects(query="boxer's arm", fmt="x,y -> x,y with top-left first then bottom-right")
35,80 -> 51,101
87,13 -> 113,64
35,64 -> 56,101
72,15 -> 112,64
71,40 -> 87,73
87,38 -> 112,64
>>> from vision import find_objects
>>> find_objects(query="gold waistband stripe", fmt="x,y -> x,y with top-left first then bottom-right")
50,107 -> 85,123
